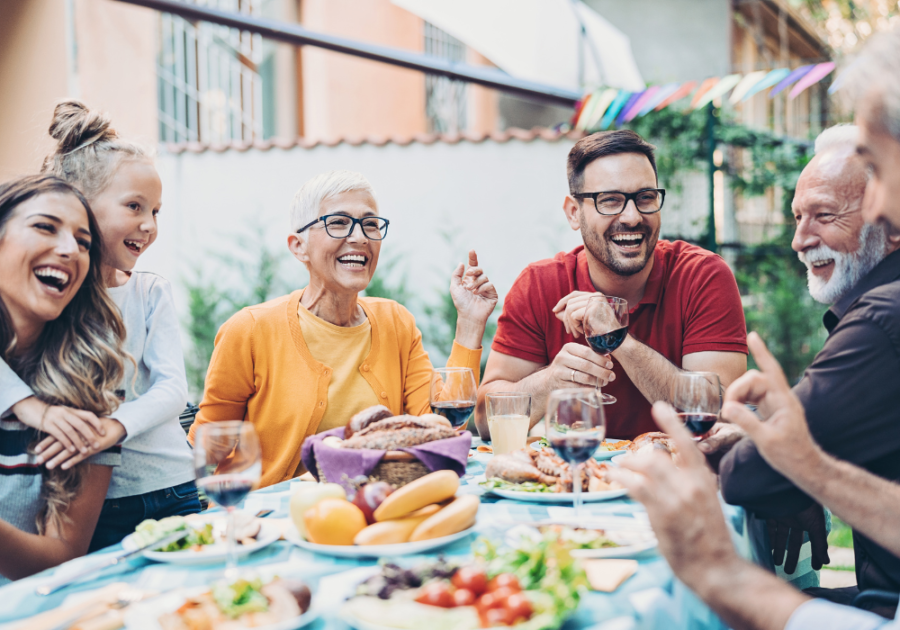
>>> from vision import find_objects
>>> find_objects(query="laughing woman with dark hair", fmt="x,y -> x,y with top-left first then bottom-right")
0,174 -> 127,582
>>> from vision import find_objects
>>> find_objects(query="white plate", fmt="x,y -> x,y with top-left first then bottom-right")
489,487 -> 627,503
284,526 -> 476,558
611,454 -> 630,465
593,448 -> 628,461
121,517 -> 281,565
505,522 -> 657,559
123,586 -> 318,630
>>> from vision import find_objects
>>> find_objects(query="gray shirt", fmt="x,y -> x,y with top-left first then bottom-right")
0,272 -> 195,498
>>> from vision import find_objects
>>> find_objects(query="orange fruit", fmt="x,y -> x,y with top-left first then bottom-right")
303,498 -> 367,545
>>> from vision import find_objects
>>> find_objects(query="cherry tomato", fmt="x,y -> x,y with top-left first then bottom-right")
483,606 -> 515,626
452,588 -> 477,607
475,591 -> 505,613
486,574 -> 521,593
504,592 -> 534,622
452,566 -> 489,595
414,582 -> 456,608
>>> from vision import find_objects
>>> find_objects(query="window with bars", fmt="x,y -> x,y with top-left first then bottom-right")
157,0 -> 264,144
424,22 -> 467,134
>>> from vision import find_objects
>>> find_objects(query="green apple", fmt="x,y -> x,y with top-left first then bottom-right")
290,483 -> 346,538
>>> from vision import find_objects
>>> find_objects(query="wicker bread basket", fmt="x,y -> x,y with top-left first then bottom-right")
317,450 -> 430,489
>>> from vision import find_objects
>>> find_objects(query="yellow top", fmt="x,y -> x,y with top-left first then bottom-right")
191,290 -> 482,488
296,303 -> 380,433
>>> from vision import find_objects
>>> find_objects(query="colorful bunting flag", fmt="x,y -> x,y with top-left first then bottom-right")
573,60 -> 836,130
599,90 -> 632,130
656,80 -> 697,111
729,71 -> 768,104
690,78 -> 720,109
623,86 -> 660,123
789,62 -> 835,99
769,65 -> 814,97
741,68 -> 791,101
692,74 -> 742,109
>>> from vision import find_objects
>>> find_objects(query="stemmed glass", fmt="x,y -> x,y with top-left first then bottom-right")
583,296 -> 629,405
430,367 -> 477,431
545,388 -> 606,516
193,421 -> 261,579
673,371 -> 721,440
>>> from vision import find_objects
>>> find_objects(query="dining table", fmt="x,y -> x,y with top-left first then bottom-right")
0,442 -> 814,630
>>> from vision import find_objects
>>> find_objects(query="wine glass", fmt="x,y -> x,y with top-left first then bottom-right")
583,296 -> 629,405
193,421 -> 261,579
430,367 -> 477,431
545,388 -> 606,516
673,371 -> 721,440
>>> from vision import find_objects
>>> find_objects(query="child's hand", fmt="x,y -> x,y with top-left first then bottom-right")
12,397 -> 105,453
35,417 -> 126,470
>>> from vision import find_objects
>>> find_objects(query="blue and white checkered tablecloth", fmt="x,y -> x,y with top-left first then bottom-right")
0,449 -> 813,630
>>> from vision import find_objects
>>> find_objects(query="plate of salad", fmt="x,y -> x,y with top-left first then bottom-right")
477,477 -> 628,503
338,535 -> 586,630
506,522 -> 657,559
121,514 -> 281,565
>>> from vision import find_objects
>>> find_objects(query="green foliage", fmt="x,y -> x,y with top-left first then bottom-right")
182,228 -> 295,398
828,515 -> 854,549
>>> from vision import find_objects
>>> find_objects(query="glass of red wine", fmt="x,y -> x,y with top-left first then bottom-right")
544,388 -> 606,517
430,367 -> 477,431
673,371 -> 722,439
193,421 -> 261,579
583,295 -> 629,405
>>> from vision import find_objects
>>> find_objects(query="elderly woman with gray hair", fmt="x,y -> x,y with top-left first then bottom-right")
191,171 -> 497,487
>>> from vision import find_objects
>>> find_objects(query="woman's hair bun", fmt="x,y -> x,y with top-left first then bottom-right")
48,99 -> 117,155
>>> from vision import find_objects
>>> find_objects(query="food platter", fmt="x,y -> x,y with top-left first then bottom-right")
592,438 -> 631,461
285,524 -> 477,558
488,486 -> 628,503
505,522 -> 657,559
120,516 -> 281,565
123,589 -> 319,630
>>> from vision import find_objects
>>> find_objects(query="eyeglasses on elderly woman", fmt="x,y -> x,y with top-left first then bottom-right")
296,213 -> 390,240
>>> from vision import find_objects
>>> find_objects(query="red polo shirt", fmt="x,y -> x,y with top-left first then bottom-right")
492,240 -> 748,438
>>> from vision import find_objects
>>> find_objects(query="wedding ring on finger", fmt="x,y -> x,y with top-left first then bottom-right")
571,369 -> 577,383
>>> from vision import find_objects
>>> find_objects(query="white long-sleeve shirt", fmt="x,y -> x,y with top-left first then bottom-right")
0,272 -> 195,498
786,598 -> 899,629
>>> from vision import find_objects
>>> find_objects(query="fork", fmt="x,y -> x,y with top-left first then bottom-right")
48,588 -> 146,630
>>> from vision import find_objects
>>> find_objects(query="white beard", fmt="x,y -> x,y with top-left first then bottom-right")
798,224 -> 889,304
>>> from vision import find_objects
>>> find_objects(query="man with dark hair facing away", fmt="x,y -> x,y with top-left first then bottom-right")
476,130 -> 748,440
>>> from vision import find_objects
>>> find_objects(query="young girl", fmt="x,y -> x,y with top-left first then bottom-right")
5,101 -> 199,551
0,174 -> 127,581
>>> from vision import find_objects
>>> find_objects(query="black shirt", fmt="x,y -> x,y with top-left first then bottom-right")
720,249 -> 900,591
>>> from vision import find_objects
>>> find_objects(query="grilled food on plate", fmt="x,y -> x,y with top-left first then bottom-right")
482,449 -> 622,493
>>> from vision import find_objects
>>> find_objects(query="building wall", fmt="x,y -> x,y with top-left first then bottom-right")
584,0 -> 732,84
0,0 -> 157,182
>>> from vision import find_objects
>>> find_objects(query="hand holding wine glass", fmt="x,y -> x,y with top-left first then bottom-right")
545,388 -> 606,517
193,421 -> 261,579
673,371 -> 721,439
583,296 -> 629,405
430,367 -> 477,431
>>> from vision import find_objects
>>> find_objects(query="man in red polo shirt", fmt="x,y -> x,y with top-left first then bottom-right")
476,130 -> 748,440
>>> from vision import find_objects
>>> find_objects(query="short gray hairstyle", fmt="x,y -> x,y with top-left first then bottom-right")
290,170 -> 376,237
842,25 -> 900,143
814,124 -> 859,155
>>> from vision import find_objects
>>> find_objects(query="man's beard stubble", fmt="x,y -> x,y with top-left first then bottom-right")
581,212 -> 660,277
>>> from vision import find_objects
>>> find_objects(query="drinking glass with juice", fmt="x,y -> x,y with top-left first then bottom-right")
486,392 -> 532,455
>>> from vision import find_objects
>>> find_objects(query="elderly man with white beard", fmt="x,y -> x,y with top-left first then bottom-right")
716,124 -> 900,608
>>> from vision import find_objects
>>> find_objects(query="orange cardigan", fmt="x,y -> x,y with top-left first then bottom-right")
189,290 -> 482,488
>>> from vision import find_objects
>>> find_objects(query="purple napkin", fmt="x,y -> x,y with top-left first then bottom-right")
301,427 -> 472,494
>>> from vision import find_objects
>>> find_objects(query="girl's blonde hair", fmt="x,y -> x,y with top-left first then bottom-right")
41,100 -> 151,199
0,175 -> 127,533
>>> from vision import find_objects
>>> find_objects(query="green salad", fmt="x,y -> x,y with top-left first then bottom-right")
212,578 -> 270,618
474,532 -> 587,630
132,516 -> 215,552
480,479 -> 555,494
537,524 -> 619,549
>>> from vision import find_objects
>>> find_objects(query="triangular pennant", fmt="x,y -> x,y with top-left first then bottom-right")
789,62 -> 836,99
640,83 -> 680,116
623,86 -> 659,123
615,91 -> 645,126
769,65 -> 814,97
599,91 -> 633,130
689,78 -> 720,109
692,74 -> 742,109
583,89 -> 620,131
657,80 -> 698,111
741,68 -> 790,101
729,71 -> 768,104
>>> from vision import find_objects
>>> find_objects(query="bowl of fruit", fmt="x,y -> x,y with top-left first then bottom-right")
286,471 -> 479,558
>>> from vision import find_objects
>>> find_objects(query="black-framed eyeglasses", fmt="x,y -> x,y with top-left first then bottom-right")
572,188 -> 666,216
296,214 -> 390,240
